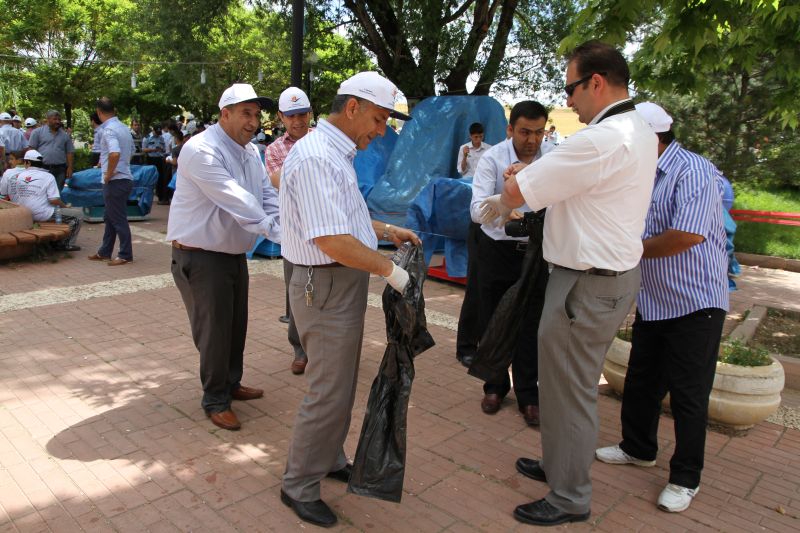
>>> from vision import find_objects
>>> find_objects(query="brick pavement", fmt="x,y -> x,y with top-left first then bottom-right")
0,204 -> 799,531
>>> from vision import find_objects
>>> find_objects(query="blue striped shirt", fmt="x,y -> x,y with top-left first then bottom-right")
637,141 -> 729,321
99,117 -> 134,181
279,119 -> 377,265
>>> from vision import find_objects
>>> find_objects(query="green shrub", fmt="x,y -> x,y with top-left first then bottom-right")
718,339 -> 772,367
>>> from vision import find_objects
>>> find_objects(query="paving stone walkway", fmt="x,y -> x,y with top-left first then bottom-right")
1,204 -> 799,532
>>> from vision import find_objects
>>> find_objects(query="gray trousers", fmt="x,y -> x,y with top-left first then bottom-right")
282,259 -> 306,359
283,265 -> 369,501
171,248 -> 249,414
538,266 -> 641,514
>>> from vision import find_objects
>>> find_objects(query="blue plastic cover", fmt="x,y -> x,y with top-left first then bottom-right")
366,95 -> 507,227
62,165 -> 159,215
354,127 -> 398,199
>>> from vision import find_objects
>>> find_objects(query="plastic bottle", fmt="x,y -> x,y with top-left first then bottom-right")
54,205 -> 62,224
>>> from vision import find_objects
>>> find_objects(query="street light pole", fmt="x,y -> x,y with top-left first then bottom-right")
291,0 -> 304,87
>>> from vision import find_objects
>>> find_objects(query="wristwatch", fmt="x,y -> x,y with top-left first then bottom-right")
382,223 -> 392,240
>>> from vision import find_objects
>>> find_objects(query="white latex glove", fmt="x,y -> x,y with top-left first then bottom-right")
479,194 -> 512,227
384,262 -> 409,293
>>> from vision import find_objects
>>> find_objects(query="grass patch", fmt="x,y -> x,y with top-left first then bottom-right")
732,186 -> 800,259
719,339 -> 772,367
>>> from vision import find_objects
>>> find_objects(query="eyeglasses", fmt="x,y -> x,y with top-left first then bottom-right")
564,72 -> 606,97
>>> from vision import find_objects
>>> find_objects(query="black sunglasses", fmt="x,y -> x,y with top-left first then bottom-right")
564,72 -> 606,96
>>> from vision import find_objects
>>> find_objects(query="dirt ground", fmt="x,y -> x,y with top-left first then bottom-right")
753,308 -> 800,357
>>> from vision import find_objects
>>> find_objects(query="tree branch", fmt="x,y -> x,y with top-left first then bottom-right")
441,0 -> 477,25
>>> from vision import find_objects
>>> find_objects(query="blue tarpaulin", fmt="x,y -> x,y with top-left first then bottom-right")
62,165 -> 159,215
354,127 -> 398,199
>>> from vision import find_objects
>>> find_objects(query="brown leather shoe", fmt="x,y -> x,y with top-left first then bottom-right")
481,393 -> 502,414
520,404 -> 540,426
207,409 -> 241,431
291,355 -> 308,375
108,257 -> 132,266
231,385 -> 263,401
88,253 -> 111,261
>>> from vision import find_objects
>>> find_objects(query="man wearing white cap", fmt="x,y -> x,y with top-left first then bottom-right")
279,71 -> 419,527
23,118 -> 37,141
0,112 -> 28,170
0,150 -> 82,251
265,86 -> 313,375
167,83 -> 280,432
595,102 -> 728,514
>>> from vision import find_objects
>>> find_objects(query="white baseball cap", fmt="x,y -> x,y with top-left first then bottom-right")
0,112 -> 11,121
635,102 -> 673,133
24,118 -> 37,127
337,71 -> 411,121
278,87 -> 311,116
23,149 -> 44,161
218,83 -> 275,111
12,115 -> 21,122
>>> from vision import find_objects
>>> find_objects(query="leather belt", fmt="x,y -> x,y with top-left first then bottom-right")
555,264 -> 629,277
297,262 -> 342,269
172,240 -> 203,251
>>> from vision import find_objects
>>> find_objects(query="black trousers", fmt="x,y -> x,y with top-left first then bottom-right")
45,164 -> 67,191
456,222 -> 482,361
171,248 -> 249,414
620,308 -> 726,489
282,259 -> 306,359
477,230 -> 544,407
98,179 -> 133,261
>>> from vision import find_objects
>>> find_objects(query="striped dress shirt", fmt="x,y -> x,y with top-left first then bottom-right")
279,119 -> 377,266
637,141 -> 729,321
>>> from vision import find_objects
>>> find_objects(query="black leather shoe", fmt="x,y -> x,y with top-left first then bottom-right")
519,404 -> 540,426
326,463 -> 352,483
458,353 -> 474,368
516,457 -> 547,482
481,393 -> 502,414
280,490 -> 337,528
278,315 -> 290,324
513,498 -> 590,526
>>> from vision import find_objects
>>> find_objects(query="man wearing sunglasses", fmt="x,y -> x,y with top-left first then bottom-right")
480,40 -> 658,526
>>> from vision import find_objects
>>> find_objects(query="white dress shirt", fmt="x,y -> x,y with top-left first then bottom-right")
457,141 -> 491,177
516,99 -> 658,271
470,138 -> 553,241
166,124 -> 280,254
279,119 -> 377,266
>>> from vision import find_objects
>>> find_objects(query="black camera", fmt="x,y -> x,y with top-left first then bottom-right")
504,209 -> 546,238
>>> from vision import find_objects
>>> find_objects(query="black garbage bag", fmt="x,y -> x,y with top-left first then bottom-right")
347,243 -> 435,502
468,210 -> 548,382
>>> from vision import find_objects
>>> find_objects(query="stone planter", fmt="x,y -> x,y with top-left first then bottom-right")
602,338 -> 785,430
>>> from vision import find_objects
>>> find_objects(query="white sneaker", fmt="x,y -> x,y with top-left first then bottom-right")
595,445 -> 656,467
657,483 -> 698,512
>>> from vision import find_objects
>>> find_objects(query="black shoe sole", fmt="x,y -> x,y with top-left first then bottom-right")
513,508 -> 590,526
280,491 -> 337,528
516,460 -> 547,482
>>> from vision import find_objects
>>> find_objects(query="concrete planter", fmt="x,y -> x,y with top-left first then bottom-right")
603,338 -> 785,430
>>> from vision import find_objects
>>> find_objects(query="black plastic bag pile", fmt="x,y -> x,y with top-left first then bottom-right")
347,243 -> 435,502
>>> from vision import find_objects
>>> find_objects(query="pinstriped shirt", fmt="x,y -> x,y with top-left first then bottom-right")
637,141 -> 729,321
279,119 -> 377,265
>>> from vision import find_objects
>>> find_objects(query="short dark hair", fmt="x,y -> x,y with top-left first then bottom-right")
656,130 -> 675,146
566,40 -> 630,88
509,101 -> 548,126
468,122 -> 484,135
28,160 -> 44,168
330,94 -> 368,114
95,97 -> 115,114
90,112 -> 101,125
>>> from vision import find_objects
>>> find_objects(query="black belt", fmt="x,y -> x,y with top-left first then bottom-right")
172,240 -> 204,251
555,264 -> 629,277
297,262 -> 342,269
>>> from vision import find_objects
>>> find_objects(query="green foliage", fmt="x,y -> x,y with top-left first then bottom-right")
729,186 -> 800,259
563,0 -> 800,185
719,339 -> 772,367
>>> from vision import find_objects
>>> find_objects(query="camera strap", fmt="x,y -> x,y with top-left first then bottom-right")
595,99 -> 636,123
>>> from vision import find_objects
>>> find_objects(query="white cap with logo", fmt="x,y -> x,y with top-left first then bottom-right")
278,87 -> 312,116
635,102 -> 673,133
218,83 -> 275,111
337,71 -> 411,121
12,115 -> 21,122
24,118 -> 37,127
24,149 -> 44,161
0,112 -> 11,121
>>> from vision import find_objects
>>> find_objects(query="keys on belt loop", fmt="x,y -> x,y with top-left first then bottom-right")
305,266 -> 314,307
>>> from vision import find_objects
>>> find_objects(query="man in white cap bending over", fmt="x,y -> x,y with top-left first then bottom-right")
595,102 -> 728,514
167,84 -> 281,432
279,72 -> 420,527
264,86 -> 313,375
